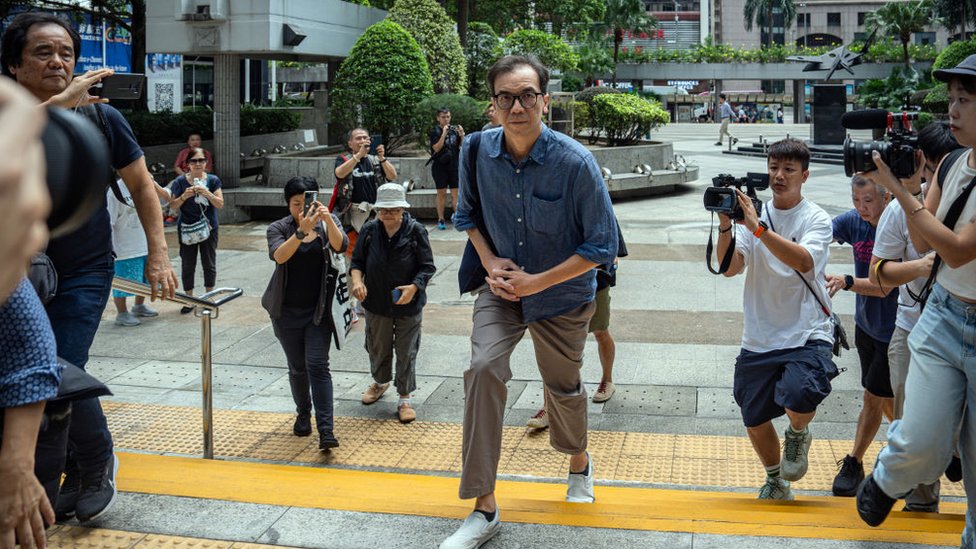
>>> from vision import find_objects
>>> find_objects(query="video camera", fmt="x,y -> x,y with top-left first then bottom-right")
703,172 -> 769,221
841,109 -> 919,179
40,108 -> 112,237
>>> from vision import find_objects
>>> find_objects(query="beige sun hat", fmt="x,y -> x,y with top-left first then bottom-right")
373,182 -> 410,209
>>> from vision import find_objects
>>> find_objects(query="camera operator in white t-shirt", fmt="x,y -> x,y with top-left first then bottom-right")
714,138 -> 838,501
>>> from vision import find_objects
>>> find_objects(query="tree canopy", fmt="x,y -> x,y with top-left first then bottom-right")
331,20 -> 433,153
389,0 -> 467,94
866,0 -> 940,69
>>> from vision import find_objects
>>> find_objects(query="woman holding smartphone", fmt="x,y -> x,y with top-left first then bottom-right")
854,56 -> 976,546
263,176 -> 347,450
350,183 -> 435,423
169,147 -> 223,313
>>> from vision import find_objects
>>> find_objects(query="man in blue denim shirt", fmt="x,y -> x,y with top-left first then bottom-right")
441,55 -> 617,549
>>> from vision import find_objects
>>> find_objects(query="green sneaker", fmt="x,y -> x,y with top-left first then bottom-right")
758,476 -> 794,500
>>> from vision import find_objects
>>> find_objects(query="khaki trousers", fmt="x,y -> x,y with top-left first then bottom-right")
458,289 -> 595,499
718,118 -> 734,144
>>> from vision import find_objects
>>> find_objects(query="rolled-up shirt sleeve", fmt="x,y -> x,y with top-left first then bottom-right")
266,220 -> 289,261
572,155 -> 618,266
454,137 -> 476,231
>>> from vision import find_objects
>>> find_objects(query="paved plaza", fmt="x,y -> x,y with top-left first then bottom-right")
67,123 -> 959,549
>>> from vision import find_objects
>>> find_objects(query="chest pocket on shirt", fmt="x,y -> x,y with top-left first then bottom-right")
528,194 -> 567,235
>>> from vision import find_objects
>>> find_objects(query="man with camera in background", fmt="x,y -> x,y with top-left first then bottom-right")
714,138 -> 838,500
1,12 -> 177,524
429,107 -> 464,230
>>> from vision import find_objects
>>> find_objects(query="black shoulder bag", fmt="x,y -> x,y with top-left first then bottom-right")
766,210 -> 851,357
457,132 -> 499,294
905,148 -> 976,309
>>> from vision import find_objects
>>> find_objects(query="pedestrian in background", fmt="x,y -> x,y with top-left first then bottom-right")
107,179 -> 158,326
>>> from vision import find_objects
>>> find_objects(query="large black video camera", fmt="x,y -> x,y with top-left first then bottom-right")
703,172 -> 769,221
41,108 -> 112,237
841,109 -> 919,179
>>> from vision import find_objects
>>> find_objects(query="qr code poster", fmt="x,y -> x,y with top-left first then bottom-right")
146,54 -> 182,113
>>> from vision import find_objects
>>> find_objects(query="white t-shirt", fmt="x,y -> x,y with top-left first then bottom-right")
934,150 -> 976,300
106,183 -> 148,260
735,198 -> 834,353
872,200 -> 925,331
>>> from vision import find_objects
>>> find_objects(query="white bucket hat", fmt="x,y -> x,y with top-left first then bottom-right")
373,182 -> 410,209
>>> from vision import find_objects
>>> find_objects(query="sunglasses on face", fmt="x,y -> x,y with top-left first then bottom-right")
492,91 -> 544,111
377,208 -> 403,215
189,158 -> 207,164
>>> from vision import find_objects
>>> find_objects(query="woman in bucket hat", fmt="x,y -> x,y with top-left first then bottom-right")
350,183 -> 436,423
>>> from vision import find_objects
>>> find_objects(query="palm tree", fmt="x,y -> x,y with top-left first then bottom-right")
743,0 -> 796,48
866,0 -> 941,69
596,0 -> 658,85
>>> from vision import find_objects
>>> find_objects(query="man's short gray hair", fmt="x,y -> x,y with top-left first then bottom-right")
851,174 -> 887,197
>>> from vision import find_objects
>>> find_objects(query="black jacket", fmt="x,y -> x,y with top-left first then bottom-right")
262,215 -> 348,341
350,213 -> 436,317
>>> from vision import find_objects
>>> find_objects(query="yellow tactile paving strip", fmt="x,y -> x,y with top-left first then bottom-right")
102,401 -> 965,497
46,525 -> 295,548
115,452 -> 965,546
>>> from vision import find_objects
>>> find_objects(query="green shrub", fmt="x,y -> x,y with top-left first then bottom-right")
389,0 -> 467,93
331,20 -> 434,154
415,94 -> 486,147
923,83 -> 948,113
589,93 -> 669,146
560,74 -> 584,92
572,100 -> 591,137
502,29 -> 578,73
123,107 -> 300,146
343,0 -> 370,5
933,38 -> 976,71
576,85 -> 620,105
465,22 -> 502,99
915,111 -> 935,131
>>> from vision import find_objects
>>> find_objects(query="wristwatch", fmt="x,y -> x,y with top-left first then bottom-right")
752,220 -> 768,238
843,274 -> 855,291
295,229 -> 307,240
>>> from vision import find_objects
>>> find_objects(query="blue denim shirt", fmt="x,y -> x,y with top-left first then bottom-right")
455,125 -> 618,322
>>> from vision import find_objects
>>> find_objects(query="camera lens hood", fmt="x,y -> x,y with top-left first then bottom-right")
41,108 -> 112,238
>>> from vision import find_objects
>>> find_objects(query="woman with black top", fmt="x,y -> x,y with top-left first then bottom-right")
263,177 -> 347,450
350,183 -> 436,423
169,147 -> 224,313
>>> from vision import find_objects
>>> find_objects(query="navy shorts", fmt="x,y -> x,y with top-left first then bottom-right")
854,325 -> 894,398
733,339 -> 838,428
432,162 -> 459,189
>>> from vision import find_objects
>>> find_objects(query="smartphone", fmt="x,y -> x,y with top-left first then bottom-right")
391,288 -> 403,304
303,191 -> 318,216
89,73 -> 145,100
368,134 -> 382,155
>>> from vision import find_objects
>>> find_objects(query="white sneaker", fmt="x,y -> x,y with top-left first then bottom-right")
758,476 -> 794,500
114,312 -> 141,326
131,303 -> 158,317
566,453 -> 595,503
781,427 -> 812,482
440,510 -> 501,549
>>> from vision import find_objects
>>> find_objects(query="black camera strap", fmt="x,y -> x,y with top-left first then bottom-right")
764,211 -> 832,317
906,148 -> 975,309
705,213 -> 736,275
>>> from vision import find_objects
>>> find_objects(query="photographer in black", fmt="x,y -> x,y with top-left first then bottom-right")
712,138 -> 838,500
1,13 -> 177,524
429,107 -> 464,230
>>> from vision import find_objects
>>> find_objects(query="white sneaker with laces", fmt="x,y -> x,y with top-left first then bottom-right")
566,453 -> 595,503
439,510 -> 501,549
781,426 -> 812,481
131,303 -> 158,317
758,476 -> 794,500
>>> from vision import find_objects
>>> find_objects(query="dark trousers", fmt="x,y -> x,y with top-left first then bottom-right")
272,314 -> 335,436
46,261 -> 114,472
179,230 -> 218,291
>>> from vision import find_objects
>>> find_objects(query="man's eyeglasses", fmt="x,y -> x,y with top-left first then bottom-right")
189,158 -> 207,164
492,92 -> 544,111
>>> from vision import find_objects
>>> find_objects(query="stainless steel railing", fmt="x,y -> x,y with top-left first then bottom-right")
111,277 -> 243,459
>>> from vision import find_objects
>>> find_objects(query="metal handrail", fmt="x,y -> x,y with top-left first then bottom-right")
111,277 -> 243,459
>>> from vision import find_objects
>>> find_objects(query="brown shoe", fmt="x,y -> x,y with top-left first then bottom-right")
362,382 -> 390,405
397,402 -> 416,423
